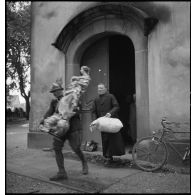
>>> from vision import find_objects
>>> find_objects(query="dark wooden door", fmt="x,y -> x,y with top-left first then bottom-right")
80,37 -> 109,147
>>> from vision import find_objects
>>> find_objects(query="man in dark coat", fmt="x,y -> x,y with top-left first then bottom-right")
40,82 -> 88,181
91,83 -> 125,166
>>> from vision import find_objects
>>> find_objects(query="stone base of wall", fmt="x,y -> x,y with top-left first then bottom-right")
27,132 -> 103,151
27,132 -> 54,149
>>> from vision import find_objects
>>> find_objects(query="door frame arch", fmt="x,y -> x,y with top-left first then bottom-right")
66,18 -> 149,139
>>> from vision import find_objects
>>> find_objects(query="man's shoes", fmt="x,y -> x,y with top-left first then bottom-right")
128,146 -> 133,154
104,157 -> 113,167
49,172 -> 68,181
82,162 -> 88,175
128,149 -> 132,154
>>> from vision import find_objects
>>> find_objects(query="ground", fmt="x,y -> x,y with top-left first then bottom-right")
6,119 -> 191,194
6,172 -> 78,194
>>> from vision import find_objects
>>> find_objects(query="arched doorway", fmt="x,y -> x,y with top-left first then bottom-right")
80,34 -> 136,148
53,3 -> 158,148
64,16 -> 150,145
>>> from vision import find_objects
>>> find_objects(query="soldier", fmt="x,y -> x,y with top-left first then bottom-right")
40,82 -> 88,181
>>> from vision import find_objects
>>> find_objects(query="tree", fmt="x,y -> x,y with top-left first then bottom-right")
6,2 -> 31,119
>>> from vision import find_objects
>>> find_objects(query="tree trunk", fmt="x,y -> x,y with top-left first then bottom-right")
25,97 -> 30,120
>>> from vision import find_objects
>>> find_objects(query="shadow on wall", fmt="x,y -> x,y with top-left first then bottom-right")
133,2 -> 190,69
161,28 -> 190,69
37,2 -> 58,19
167,45 -> 190,68
132,2 -> 171,23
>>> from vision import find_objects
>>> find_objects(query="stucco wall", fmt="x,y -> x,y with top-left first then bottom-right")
148,2 -> 190,132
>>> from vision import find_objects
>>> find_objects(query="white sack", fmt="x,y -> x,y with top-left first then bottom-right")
90,117 -> 123,133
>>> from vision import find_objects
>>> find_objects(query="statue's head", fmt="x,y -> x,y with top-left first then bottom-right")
80,66 -> 90,75
49,78 -> 64,98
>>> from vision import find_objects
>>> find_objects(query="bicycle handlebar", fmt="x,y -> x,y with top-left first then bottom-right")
161,117 -> 172,128
160,117 -> 190,135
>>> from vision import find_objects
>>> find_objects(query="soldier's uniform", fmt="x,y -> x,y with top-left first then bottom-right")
40,83 -> 88,181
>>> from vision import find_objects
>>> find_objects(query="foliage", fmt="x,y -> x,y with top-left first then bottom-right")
6,1 -> 31,118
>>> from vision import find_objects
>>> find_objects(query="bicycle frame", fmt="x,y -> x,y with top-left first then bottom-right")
165,139 -> 190,161
155,120 -> 190,162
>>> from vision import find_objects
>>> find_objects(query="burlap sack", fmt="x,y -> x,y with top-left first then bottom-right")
90,117 -> 123,133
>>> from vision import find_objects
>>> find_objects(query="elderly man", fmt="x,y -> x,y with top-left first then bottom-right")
40,82 -> 88,181
91,83 -> 125,166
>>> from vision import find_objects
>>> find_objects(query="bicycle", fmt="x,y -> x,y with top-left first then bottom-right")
132,117 -> 190,172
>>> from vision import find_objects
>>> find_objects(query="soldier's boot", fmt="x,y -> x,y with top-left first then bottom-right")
75,149 -> 88,175
49,171 -> 68,181
50,150 -> 68,181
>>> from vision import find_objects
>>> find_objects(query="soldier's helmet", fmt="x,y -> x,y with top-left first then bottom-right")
49,82 -> 64,93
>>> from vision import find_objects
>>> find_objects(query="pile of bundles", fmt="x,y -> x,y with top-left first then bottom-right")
40,66 -> 90,140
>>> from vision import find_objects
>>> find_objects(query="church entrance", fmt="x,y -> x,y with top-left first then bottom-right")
80,34 -> 136,148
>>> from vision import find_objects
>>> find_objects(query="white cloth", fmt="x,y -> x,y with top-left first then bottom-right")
90,117 -> 123,133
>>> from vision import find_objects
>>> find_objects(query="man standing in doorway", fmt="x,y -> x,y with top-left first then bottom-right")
40,82 -> 88,181
91,83 -> 125,166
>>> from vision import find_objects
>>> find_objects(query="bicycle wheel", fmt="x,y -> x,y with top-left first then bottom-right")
132,136 -> 168,172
